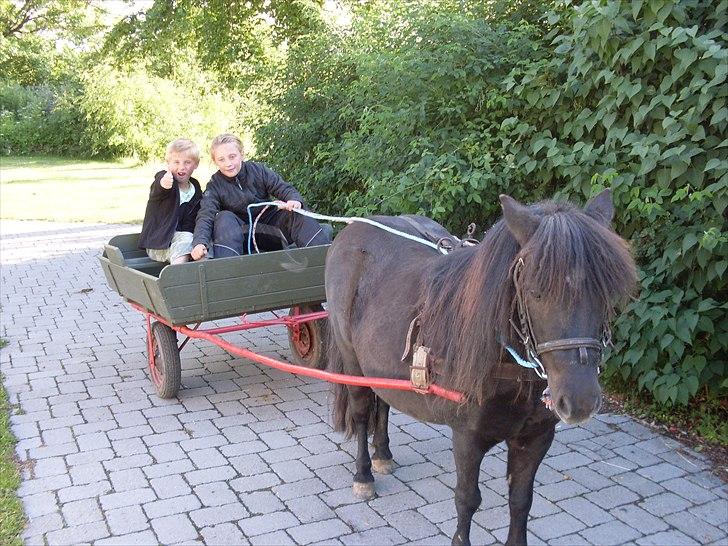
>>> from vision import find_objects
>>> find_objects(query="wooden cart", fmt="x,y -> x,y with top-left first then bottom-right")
99,233 -> 329,398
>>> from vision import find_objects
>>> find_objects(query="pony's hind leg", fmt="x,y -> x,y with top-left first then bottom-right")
371,398 -> 394,474
349,386 -> 377,500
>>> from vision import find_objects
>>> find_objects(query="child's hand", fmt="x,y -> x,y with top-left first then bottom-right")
276,200 -> 302,211
191,244 -> 208,261
160,170 -> 174,189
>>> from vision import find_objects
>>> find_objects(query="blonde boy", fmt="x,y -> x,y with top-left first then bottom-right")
139,139 -> 203,264
191,134 -> 330,259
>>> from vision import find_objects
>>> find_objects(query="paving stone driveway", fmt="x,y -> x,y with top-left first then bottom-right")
1,220 -> 726,546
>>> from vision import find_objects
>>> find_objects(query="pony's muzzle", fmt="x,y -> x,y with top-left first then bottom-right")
553,387 -> 602,424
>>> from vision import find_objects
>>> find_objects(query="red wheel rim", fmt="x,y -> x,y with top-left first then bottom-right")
292,322 -> 313,359
150,336 -> 164,387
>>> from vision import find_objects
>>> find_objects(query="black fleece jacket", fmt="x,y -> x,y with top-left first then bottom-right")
138,171 -> 203,250
192,161 -> 304,250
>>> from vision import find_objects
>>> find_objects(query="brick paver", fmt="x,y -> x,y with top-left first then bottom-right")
1,220 -> 726,545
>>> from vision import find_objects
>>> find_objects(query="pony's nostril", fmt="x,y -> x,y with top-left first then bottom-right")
557,396 -> 570,417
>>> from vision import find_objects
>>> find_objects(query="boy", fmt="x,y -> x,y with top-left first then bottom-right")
139,138 -> 203,264
191,134 -> 330,260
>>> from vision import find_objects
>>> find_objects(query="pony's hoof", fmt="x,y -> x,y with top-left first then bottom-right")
352,481 -> 376,500
372,458 -> 394,474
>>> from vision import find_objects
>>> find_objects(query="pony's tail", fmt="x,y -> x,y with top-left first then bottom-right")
328,329 -> 377,439
328,329 -> 352,436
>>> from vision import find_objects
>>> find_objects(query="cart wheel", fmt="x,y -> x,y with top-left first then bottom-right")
288,304 -> 328,369
150,322 -> 182,399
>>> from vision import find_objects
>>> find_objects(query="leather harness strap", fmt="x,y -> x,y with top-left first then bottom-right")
536,338 -> 603,367
401,314 -> 545,390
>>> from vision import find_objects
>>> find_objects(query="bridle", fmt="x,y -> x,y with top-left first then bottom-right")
508,258 -> 612,380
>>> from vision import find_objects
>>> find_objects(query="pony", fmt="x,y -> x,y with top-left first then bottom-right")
324,190 -> 637,546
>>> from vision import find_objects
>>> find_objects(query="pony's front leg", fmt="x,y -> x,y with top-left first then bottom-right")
452,430 -> 497,546
350,386 -> 376,500
371,399 -> 393,474
504,426 -> 555,546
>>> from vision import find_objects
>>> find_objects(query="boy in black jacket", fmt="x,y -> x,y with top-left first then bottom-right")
191,134 -> 330,260
139,139 -> 203,264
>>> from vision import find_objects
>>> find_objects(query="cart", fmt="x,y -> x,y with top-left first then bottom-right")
99,233 -> 463,402
100,233 -> 329,398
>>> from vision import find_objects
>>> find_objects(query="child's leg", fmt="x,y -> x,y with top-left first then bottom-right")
169,232 -> 194,264
265,209 -> 331,248
171,255 -> 190,264
212,210 -> 248,257
147,248 -> 171,263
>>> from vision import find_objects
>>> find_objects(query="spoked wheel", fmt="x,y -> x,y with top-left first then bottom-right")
288,304 -> 328,369
150,321 -> 182,399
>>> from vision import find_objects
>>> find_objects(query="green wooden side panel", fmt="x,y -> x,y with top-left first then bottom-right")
158,245 -> 328,323
99,258 -> 171,317
99,232 -> 328,325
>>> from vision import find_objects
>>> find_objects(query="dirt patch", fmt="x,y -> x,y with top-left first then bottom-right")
601,394 -> 728,484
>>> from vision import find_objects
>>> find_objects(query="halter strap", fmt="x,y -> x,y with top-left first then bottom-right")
509,258 -> 608,374
536,338 -> 603,366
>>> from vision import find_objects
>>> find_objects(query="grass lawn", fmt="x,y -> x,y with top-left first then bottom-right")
0,156 -> 214,224
0,341 -> 25,546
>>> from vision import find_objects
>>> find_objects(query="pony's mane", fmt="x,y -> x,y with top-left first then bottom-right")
418,200 -> 637,403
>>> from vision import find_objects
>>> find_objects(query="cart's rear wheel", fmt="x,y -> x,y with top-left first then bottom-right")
288,304 -> 327,369
150,322 -> 181,399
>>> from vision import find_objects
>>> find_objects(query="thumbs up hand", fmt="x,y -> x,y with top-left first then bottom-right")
160,170 -> 174,189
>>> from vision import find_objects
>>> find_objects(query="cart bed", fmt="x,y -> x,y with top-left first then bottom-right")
99,233 -> 328,325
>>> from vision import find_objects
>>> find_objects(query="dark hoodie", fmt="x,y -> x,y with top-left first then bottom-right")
192,161 -> 303,250
138,171 -> 203,250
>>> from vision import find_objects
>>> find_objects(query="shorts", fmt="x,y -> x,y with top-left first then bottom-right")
146,231 -> 194,262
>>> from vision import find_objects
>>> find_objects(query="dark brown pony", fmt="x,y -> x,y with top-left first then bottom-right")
325,191 -> 637,546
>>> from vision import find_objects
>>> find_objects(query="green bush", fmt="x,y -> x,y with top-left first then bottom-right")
77,64 -> 240,161
256,2 -> 551,229
1,62 -> 242,161
256,0 -> 727,405
502,0 -> 727,405
0,81 -> 86,156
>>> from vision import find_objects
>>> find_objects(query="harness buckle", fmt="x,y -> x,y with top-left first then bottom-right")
410,346 -> 431,390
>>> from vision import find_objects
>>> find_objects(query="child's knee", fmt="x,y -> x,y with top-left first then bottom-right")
214,210 -> 239,229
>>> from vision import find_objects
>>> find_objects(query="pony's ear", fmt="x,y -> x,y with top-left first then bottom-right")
499,194 -> 540,247
584,189 -> 614,226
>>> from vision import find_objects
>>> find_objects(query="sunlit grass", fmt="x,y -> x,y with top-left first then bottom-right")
0,156 -> 214,223
0,338 -> 25,546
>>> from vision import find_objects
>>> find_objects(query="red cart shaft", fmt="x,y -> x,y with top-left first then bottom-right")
131,302 -> 465,404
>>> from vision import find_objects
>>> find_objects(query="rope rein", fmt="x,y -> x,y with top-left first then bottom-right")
246,202 -> 448,256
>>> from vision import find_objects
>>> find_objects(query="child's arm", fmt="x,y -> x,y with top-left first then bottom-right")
260,165 -> 305,205
191,183 -> 221,260
147,170 -> 175,201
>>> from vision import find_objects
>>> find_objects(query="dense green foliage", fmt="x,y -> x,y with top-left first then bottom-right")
502,0 -> 727,406
1,64 -> 240,160
1,0 -> 725,407
102,0 -> 325,87
0,81 -> 85,155
256,0 -> 727,405
77,63 -> 239,160
256,2 -> 549,227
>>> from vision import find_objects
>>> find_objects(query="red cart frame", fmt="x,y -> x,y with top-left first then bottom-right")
131,302 -> 464,403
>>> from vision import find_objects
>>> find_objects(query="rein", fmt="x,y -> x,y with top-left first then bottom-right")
246,202 -> 450,255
